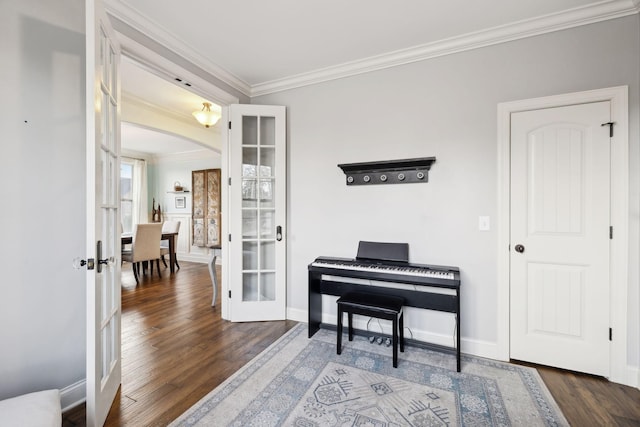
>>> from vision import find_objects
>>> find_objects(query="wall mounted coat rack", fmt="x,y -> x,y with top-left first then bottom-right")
338,157 -> 436,186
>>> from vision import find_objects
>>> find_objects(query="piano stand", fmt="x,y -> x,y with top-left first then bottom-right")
337,292 -> 405,368
308,268 -> 461,372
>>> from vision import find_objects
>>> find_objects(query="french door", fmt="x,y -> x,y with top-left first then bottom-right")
228,105 -> 286,321
85,0 -> 122,425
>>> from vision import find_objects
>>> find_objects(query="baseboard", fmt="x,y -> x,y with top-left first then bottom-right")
628,364 -> 639,389
177,254 -> 209,263
612,364 -> 640,388
286,310 -> 500,360
286,307 -> 307,323
59,380 -> 85,413
287,309 -> 640,387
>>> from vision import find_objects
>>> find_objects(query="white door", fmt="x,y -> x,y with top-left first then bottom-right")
228,105 -> 286,321
510,102 -> 610,376
85,0 -> 122,425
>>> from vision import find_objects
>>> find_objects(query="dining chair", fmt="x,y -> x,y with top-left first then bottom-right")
122,223 -> 163,284
160,220 -> 181,270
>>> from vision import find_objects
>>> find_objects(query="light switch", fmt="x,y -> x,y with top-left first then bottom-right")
478,216 -> 490,231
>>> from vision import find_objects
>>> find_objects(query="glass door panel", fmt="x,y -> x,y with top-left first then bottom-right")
260,210 -> 275,238
242,273 -> 259,301
242,115 -> 257,144
242,241 -> 258,270
262,273 -> 276,300
240,113 -> 277,303
260,241 -> 276,270
260,116 -> 275,145
242,210 -> 258,238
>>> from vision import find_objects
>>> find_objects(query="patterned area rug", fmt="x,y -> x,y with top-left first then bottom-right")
170,324 -> 568,426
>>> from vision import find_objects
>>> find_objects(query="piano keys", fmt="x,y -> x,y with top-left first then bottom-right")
310,257 -> 459,283
308,241 -> 461,371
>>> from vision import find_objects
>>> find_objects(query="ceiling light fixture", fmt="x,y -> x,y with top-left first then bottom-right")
192,102 -> 220,128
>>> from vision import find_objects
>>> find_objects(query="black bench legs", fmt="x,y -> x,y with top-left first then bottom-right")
337,292 -> 404,368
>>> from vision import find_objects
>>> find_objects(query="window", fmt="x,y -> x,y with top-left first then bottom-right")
121,161 -> 133,233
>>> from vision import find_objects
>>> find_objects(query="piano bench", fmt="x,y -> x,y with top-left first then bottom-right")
337,292 -> 404,368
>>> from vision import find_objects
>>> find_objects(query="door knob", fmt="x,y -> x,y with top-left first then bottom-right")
514,244 -> 525,253
73,257 -> 95,270
95,240 -> 115,273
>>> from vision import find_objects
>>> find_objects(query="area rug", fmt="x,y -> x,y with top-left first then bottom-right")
170,323 -> 568,426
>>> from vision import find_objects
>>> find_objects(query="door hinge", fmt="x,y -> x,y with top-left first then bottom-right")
228,290 -> 232,298
609,327 -> 612,341
601,121 -> 614,137
228,177 -> 231,185
228,234 -> 232,242
228,121 -> 232,130
610,226 -> 613,239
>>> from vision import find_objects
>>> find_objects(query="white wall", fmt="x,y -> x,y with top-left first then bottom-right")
148,150 -> 221,215
0,0 -> 86,402
149,150 -> 221,262
254,16 -> 640,372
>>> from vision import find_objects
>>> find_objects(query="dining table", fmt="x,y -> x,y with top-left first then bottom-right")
121,231 -> 179,273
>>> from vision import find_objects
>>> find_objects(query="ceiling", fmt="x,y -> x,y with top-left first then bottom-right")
120,56 -> 218,155
121,57 -> 221,117
108,0 -> 638,96
113,0 -> 638,154
121,122 -> 208,155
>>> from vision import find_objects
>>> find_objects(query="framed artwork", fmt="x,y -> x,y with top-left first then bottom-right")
175,196 -> 186,209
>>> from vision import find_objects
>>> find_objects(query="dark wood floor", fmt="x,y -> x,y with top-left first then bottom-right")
62,261 -> 296,427
63,261 -> 640,426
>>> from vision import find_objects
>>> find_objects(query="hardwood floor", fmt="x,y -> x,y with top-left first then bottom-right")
62,261 -> 296,427
534,365 -> 640,426
63,261 -> 640,426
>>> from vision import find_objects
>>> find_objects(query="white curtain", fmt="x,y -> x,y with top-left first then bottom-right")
131,159 -> 148,224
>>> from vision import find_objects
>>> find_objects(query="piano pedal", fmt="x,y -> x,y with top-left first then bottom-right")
376,336 -> 384,345
369,336 -> 376,344
384,338 -> 391,347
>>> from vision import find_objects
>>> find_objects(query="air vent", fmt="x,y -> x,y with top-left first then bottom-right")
174,77 -> 192,87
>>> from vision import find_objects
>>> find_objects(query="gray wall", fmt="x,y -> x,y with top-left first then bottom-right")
254,16 -> 640,368
0,1 -> 638,405
0,0 -> 86,401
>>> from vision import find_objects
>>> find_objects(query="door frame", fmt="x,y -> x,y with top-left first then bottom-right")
496,86 -> 629,385
108,27 -> 240,320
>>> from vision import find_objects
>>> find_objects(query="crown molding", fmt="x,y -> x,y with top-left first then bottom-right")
105,0 -> 251,97
117,34 -> 241,107
150,149 -> 218,164
106,0 -> 639,98
252,0 -> 639,96
122,92 -> 196,124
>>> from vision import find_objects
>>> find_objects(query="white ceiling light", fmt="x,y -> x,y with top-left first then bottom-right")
192,102 -> 220,128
